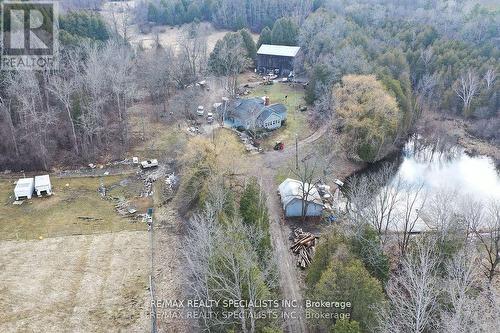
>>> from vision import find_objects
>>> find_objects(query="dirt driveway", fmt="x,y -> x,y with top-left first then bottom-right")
248,126 -> 330,333
0,231 -> 149,333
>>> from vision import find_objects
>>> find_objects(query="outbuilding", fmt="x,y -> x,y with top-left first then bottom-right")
35,175 -> 52,196
14,178 -> 35,200
278,178 -> 324,218
257,44 -> 301,77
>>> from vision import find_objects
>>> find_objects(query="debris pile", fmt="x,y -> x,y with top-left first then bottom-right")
115,200 -> 137,217
290,228 -> 319,269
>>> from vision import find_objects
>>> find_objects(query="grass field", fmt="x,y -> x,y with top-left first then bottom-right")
248,82 -> 311,149
0,231 -> 149,333
0,175 -> 147,241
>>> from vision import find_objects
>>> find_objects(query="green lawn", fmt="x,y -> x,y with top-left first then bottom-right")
0,175 -> 146,240
248,82 -> 311,149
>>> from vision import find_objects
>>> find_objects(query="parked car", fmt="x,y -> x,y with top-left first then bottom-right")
140,159 -> 158,169
196,105 -> 204,116
207,112 -> 214,123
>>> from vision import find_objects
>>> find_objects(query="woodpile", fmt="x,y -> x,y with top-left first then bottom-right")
290,228 -> 318,269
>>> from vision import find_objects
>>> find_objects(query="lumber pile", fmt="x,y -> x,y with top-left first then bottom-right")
290,228 -> 318,269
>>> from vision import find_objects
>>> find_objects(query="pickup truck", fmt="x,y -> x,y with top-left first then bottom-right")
140,159 -> 158,169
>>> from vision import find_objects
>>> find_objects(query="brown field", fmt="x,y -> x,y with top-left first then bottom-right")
0,174 -> 151,332
0,231 -> 149,333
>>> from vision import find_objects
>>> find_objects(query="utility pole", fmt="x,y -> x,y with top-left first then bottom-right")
295,134 -> 299,170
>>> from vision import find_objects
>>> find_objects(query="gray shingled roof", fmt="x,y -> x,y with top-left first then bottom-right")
257,104 -> 287,122
230,98 -> 264,122
230,98 -> 287,124
257,44 -> 301,57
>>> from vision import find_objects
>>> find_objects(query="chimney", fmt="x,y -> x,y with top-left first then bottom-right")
264,96 -> 270,106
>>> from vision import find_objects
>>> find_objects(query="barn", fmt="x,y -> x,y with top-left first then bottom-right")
278,178 -> 324,218
257,44 -> 301,77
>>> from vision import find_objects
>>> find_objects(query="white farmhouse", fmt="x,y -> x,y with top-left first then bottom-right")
278,178 -> 324,217
35,175 -> 52,196
14,178 -> 35,200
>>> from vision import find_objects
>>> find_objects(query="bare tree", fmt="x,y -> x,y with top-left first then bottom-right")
395,181 -> 427,258
378,239 -> 440,333
346,163 -> 402,245
290,157 -> 320,221
177,23 -> 208,85
440,249 -> 482,333
473,200 -> 500,283
0,96 -> 19,158
453,69 -> 480,116
48,75 -> 79,155
208,33 -> 250,97
483,68 -> 496,90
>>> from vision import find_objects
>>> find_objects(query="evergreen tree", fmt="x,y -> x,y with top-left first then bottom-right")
271,17 -> 299,46
257,26 -> 272,48
239,29 -> 257,62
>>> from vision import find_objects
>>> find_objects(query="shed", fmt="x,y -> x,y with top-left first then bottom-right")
14,178 -> 35,200
257,44 -> 301,77
35,175 -> 52,196
278,178 -> 323,217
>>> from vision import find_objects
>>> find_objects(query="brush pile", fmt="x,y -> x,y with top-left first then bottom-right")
290,228 -> 319,269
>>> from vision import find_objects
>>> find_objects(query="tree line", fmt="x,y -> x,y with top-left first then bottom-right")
136,0 -> 312,32
178,131 -> 278,332
0,18 -> 211,171
301,159 -> 500,332
296,1 -> 498,151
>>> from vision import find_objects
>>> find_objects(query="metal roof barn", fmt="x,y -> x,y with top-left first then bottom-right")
14,178 -> 35,200
257,44 -> 301,57
35,175 -> 52,196
256,44 -> 301,77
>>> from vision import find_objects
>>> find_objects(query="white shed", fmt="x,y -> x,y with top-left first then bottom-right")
35,175 -> 52,196
14,178 -> 35,200
278,178 -> 324,217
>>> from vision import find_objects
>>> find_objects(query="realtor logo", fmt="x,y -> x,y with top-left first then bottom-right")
1,1 -> 58,70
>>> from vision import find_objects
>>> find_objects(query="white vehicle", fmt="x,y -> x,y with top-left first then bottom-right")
207,112 -> 214,123
140,159 -> 158,169
14,178 -> 35,200
196,105 -> 204,116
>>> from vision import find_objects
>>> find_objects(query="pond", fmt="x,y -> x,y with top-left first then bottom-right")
396,137 -> 500,202
349,136 -> 500,232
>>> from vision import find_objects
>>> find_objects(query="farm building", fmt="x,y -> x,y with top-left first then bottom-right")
35,175 -> 52,196
14,178 -> 35,200
226,97 -> 287,131
257,44 -> 301,77
278,178 -> 324,217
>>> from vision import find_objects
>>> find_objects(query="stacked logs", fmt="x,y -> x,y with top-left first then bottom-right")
290,228 -> 319,269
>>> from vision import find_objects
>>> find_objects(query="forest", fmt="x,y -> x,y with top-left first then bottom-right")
0,1 -> 499,333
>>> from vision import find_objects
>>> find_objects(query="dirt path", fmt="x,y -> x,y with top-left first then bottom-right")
247,126 -> 330,333
257,167 -> 308,333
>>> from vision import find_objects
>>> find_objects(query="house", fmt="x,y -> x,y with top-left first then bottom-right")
35,175 -> 52,196
278,178 -> 324,217
14,178 -> 35,200
257,44 -> 301,77
226,97 -> 287,130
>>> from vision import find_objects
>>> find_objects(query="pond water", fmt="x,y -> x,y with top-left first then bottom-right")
351,136 -> 500,232
396,137 -> 500,202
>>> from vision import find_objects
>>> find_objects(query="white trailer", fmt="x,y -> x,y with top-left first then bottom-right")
35,175 -> 52,196
14,178 -> 35,200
